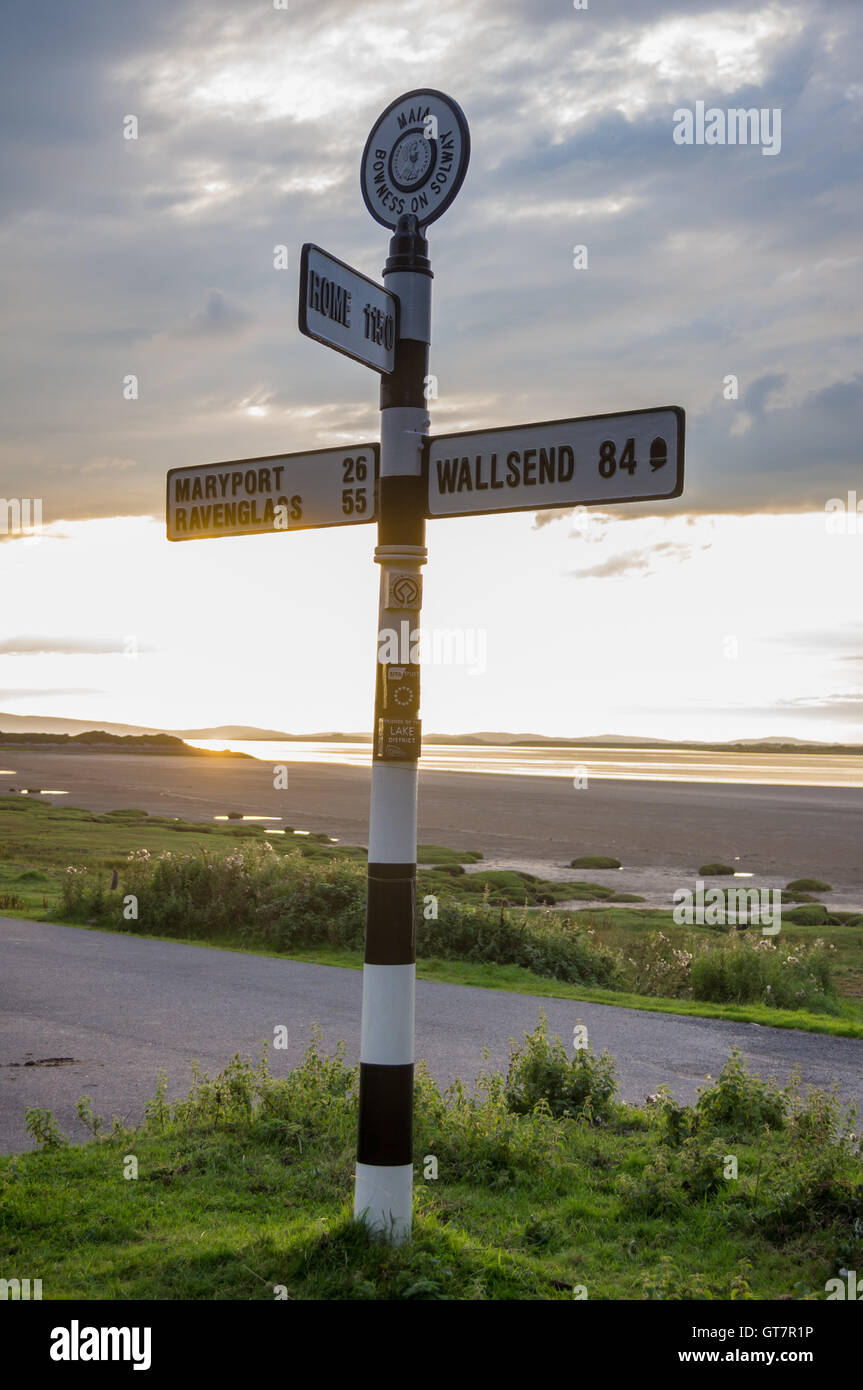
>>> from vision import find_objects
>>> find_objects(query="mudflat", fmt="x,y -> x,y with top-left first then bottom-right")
3,749 -> 862,889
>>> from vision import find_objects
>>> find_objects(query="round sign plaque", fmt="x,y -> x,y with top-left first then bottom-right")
361,89 -> 470,230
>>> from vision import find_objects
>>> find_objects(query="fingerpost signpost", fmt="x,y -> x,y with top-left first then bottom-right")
165,88 -> 685,1244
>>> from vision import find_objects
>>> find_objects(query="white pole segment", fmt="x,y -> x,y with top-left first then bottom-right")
359,964 -> 416,1065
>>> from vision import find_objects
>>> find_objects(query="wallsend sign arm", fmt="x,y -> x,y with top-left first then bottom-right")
424,406 -> 684,518
165,87 -> 684,1248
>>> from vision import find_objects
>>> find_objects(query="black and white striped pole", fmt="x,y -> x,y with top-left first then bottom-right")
353,213 -> 430,1240
354,92 -> 470,1241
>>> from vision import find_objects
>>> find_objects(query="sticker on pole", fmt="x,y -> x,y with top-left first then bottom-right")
361,89 -> 470,230
166,446 -> 378,541
424,407 -> 685,518
299,244 -> 398,375
377,717 -> 422,761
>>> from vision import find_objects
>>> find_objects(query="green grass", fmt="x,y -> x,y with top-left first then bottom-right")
416,844 -> 484,865
419,865 -> 638,905
2,1031 -> 860,1300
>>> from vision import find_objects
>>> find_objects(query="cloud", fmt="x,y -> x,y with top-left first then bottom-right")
180,288 -> 255,338
0,688 -> 104,699
663,691 -> 863,725
0,0 -> 860,528
774,691 -> 863,711
764,622 -> 863,661
0,636 -> 151,655
80,457 -> 137,474
744,373 -> 787,414
569,539 -> 705,578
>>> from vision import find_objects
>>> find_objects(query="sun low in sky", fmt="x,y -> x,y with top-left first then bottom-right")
1,0 -> 861,742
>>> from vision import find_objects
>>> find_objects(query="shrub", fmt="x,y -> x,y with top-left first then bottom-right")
422,868 -> 613,907
62,844 -> 619,984
649,1089 -> 696,1147
785,1074 -> 857,1150
619,931 -> 693,998
618,1136 -> 728,1215
151,1030 -> 357,1143
503,1011 -> 618,1122
640,1255 -> 752,1300
252,855 -> 366,951
416,845 -> 483,864
417,901 -> 618,985
699,862 -> 734,876
781,904 -> 830,925
694,1051 -> 786,1137
756,1160 -> 863,1240
560,881 -> 615,901
25,1107 -> 67,1149
691,935 -> 837,1012
413,1059 -> 561,1186
121,843 -> 294,940
60,866 -> 107,920
786,878 -> 832,893
570,855 -> 621,870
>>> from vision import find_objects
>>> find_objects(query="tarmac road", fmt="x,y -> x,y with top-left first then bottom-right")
2,917 -> 862,1154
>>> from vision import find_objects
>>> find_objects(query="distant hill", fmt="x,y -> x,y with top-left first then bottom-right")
173,725 -> 319,740
0,712 -> 163,736
1,713 -> 861,754
0,730 -> 249,757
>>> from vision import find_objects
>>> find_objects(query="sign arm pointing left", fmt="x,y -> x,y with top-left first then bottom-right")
299,244 -> 400,376
166,445 -> 380,540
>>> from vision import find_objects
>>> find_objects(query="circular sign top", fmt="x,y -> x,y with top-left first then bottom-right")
361,89 -> 470,230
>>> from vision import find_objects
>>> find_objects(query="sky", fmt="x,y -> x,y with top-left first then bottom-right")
0,0 -> 861,741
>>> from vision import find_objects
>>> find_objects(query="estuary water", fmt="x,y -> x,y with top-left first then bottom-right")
185,740 -> 863,788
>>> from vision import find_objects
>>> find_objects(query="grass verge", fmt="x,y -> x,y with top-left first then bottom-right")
2,1024 -> 861,1301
